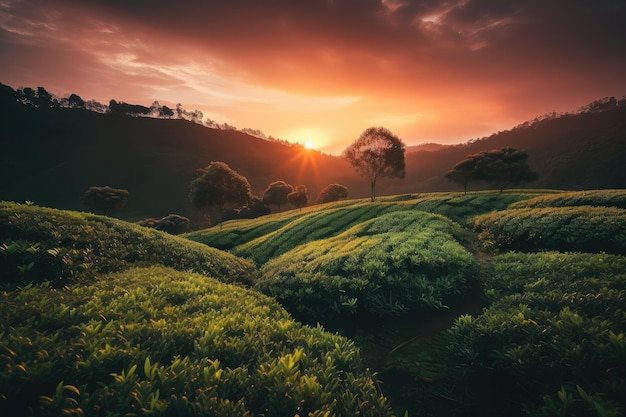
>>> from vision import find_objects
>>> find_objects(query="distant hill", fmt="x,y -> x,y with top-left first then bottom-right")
1,82 -> 625,221
406,143 -> 450,153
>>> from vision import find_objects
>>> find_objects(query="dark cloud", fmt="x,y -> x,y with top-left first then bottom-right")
1,0 -> 625,150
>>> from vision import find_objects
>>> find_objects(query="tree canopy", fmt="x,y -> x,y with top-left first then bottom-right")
262,181 -> 294,211
81,186 -> 129,214
288,185 -> 309,210
342,127 -> 405,201
446,147 -> 538,192
189,162 -> 252,224
317,183 -> 349,204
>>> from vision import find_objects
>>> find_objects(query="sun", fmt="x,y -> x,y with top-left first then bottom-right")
304,140 -> 315,150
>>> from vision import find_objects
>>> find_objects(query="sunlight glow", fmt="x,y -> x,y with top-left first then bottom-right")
304,140 -> 315,149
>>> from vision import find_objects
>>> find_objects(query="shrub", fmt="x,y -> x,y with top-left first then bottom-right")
509,189 -> 626,209
137,214 -> 190,234
473,206 -> 626,254
0,266 -> 393,416
447,252 -> 626,416
0,202 -> 256,286
256,211 -> 479,323
81,185 -> 129,214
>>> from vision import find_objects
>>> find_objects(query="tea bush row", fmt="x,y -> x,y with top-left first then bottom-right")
256,210 -> 479,323
447,252 -> 626,416
510,189 -> 626,209
473,206 -> 626,254
187,192 -> 535,267
0,202 -> 257,286
0,266 -> 393,417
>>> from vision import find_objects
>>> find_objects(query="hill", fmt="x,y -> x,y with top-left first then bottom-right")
1,83 -> 625,221
2,190 -> 626,416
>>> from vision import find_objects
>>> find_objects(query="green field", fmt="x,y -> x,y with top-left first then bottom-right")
2,189 -> 626,416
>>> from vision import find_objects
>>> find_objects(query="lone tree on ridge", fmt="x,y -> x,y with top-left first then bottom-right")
189,161 -> 252,226
342,127 -> 406,201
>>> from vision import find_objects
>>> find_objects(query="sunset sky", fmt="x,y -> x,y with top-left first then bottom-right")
1,0 -> 625,154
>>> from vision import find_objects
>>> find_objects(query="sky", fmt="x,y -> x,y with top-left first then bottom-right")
1,0 -> 625,154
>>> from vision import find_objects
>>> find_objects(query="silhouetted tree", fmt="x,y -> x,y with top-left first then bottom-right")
445,158 -> 481,193
262,181 -> 294,211
446,147 -> 538,192
317,184 -> 349,204
342,126 -> 406,201
137,214 -> 190,234
35,87 -> 53,108
68,93 -> 85,108
189,161 -> 252,225
288,185 -> 309,211
81,186 -> 129,214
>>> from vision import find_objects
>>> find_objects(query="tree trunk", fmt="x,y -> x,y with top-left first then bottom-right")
370,180 -> 376,202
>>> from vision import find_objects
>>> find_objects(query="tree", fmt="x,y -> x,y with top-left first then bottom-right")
444,158 -> 481,193
262,181 -> 294,212
342,127 -> 406,201
68,93 -> 85,109
288,185 -> 309,211
446,147 -> 538,192
81,186 -> 129,214
317,184 -> 349,204
189,161 -> 252,225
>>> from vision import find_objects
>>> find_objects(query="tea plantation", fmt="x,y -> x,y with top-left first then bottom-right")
2,190 -> 626,416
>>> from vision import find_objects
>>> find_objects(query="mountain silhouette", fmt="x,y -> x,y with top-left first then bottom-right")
1,83 -> 625,221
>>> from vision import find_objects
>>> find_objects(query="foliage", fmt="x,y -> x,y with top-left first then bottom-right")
287,185 -> 309,210
256,210 -> 478,323
342,126 -> 406,201
186,192 -> 540,265
80,186 -> 129,214
0,202 -> 256,286
0,266 -> 393,417
137,214 -> 190,234
447,252 -> 626,416
262,181 -> 294,211
189,162 -> 252,224
446,147 -> 538,192
231,203 -> 398,265
509,189 -> 626,209
317,183 -> 349,204
222,196 -> 271,221
473,206 -> 626,254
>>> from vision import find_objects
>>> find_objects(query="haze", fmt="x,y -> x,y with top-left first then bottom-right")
1,0 -> 625,154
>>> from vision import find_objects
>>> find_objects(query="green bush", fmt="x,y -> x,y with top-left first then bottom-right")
510,189 -> 626,209
256,210 -> 479,323
0,266 -> 393,417
0,202 -> 256,286
473,206 -> 626,254
187,192 -> 532,267
447,252 -> 626,416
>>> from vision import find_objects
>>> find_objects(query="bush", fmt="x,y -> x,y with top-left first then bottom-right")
81,185 -> 129,213
447,251 -> 626,416
0,202 -> 256,286
473,206 -> 626,254
137,214 -> 190,234
510,189 -> 626,209
256,211 -> 478,323
0,266 -> 393,416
